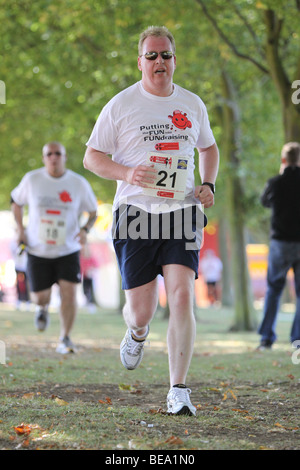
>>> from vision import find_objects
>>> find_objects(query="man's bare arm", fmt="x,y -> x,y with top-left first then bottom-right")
194,143 -> 219,208
198,143 -> 219,184
83,147 -> 156,187
11,202 -> 26,243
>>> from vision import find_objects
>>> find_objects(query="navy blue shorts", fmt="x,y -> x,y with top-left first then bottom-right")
27,251 -> 81,292
112,205 -> 206,290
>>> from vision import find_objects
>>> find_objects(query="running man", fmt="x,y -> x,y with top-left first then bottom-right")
11,141 -> 98,354
84,26 -> 219,414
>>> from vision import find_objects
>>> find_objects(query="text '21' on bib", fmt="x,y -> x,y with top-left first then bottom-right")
143,152 -> 188,201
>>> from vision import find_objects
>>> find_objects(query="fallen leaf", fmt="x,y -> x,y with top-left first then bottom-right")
274,422 -> 298,431
14,424 -> 32,436
222,389 -> 237,401
119,383 -> 135,392
267,427 -> 286,433
232,409 -> 249,414
149,408 -> 167,415
22,393 -> 35,399
234,385 -> 253,390
54,397 -> 68,406
130,389 -> 142,395
165,436 -> 184,446
229,389 -> 237,401
98,397 -> 112,405
287,374 -> 294,380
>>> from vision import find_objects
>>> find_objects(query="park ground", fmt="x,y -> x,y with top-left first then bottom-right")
0,301 -> 299,451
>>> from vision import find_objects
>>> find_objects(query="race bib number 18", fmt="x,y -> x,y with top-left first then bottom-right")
39,209 -> 67,245
143,152 -> 188,200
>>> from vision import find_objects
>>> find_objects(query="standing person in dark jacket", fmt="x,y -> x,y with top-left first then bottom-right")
257,142 -> 300,350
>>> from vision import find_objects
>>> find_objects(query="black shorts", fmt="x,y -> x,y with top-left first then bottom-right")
27,251 -> 81,292
112,205 -> 206,290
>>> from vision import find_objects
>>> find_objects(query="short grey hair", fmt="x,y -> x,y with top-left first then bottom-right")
42,141 -> 66,156
281,142 -> 300,166
138,26 -> 176,55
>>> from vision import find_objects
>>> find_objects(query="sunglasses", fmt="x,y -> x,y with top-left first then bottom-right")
140,51 -> 174,60
46,151 -> 62,156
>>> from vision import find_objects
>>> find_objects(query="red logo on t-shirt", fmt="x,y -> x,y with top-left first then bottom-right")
59,191 -> 72,202
168,110 -> 192,129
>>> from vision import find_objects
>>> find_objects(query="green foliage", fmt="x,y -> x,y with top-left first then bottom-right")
192,0 -> 299,237
0,0 -> 297,241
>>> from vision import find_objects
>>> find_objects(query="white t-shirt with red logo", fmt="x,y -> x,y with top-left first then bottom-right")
86,81 -> 215,213
11,168 -> 98,258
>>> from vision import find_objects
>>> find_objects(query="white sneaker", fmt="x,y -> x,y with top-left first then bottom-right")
167,385 -> 196,416
120,327 -> 149,370
56,336 -> 76,354
34,307 -> 49,332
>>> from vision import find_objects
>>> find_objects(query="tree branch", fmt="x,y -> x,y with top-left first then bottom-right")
264,9 -> 283,43
264,9 -> 291,100
195,0 -> 269,74
230,0 -> 265,60
296,54 -> 300,82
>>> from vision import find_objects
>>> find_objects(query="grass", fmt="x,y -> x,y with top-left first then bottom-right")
0,301 -> 299,451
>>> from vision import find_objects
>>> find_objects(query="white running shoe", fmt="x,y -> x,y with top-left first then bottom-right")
167,385 -> 196,416
56,336 -> 76,354
34,307 -> 49,332
120,328 -> 149,370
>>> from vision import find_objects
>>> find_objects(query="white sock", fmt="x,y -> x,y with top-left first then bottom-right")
131,326 -> 149,341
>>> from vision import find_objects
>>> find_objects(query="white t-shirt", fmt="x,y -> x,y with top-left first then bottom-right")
199,255 -> 223,283
11,168 -> 98,258
86,81 -> 215,213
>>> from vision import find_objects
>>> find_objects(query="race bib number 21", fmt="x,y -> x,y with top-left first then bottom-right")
143,152 -> 188,200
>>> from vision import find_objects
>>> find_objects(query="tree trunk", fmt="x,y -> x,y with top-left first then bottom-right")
197,2 -> 300,142
221,70 -> 257,331
264,9 -> 300,141
218,217 -> 233,307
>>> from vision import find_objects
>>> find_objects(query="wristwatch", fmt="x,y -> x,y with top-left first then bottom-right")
202,182 -> 215,194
